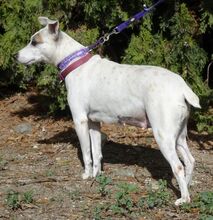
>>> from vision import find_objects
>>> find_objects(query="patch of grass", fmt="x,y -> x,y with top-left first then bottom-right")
23,190 -> 34,204
6,190 -> 21,210
181,191 -> 213,219
96,174 -> 112,197
93,179 -> 172,218
93,182 -> 139,218
45,170 -> 55,177
93,204 -> 108,220
111,182 -> 138,215
5,190 -> 34,210
137,179 -> 171,209
68,190 -> 81,200
199,214 -> 213,220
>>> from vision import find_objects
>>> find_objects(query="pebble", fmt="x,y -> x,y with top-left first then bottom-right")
14,123 -> 32,134
145,177 -> 159,190
113,167 -> 135,177
33,144 -> 39,149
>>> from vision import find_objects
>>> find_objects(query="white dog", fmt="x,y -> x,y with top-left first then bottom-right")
16,17 -> 201,205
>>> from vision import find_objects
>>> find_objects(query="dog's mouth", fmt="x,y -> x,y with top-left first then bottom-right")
23,59 -> 36,66
16,59 -> 36,66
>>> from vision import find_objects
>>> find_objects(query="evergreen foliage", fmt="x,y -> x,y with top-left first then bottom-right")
0,0 -> 212,132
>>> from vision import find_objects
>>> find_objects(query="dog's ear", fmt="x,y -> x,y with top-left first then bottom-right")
48,20 -> 59,36
38,17 -> 59,39
38,16 -> 49,26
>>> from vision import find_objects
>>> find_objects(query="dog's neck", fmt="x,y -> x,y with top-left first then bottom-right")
52,31 -> 85,66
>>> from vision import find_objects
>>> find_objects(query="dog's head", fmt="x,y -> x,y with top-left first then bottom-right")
16,17 -> 60,65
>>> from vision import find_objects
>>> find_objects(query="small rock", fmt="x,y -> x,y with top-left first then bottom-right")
145,178 -> 159,190
33,144 -> 39,149
14,123 -> 32,134
113,167 -> 135,177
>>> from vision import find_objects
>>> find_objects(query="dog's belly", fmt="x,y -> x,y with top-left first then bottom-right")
89,112 -> 148,128
88,101 -> 147,127
89,111 -> 149,128
118,116 -> 149,128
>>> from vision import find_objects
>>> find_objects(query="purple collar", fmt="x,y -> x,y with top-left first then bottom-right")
59,53 -> 92,81
57,47 -> 90,71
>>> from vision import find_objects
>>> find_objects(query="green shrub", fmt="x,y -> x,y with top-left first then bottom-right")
0,1 -> 212,132
0,0 -> 42,87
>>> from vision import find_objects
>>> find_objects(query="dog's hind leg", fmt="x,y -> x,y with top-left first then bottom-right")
154,131 -> 190,206
147,102 -> 190,205
74,118 -> 93,179
89,121 -> 103,177
177,124 -> 195,186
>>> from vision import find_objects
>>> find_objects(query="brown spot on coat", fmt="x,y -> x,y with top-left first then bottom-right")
174,165 -> 183,177
33,33 -> 43,44
178,165 -> 183,171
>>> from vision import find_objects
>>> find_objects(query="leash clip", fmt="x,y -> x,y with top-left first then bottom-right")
143,4 -> 148,11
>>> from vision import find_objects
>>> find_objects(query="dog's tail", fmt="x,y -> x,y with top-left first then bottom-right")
183,84 -> 201,109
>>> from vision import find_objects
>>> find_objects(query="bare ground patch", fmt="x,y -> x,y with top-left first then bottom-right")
0,90 -> 212,219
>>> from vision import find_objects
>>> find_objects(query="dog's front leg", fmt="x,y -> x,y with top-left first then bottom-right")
89,121 -> 102,177
74,118 -> 93,179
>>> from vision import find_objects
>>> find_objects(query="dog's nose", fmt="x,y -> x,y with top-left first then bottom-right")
13,52 -> 19,60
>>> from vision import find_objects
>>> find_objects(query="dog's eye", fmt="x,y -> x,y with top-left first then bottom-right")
31,39 -> 37,46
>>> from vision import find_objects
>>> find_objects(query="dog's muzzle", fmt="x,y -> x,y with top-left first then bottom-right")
13,52 -> 19,60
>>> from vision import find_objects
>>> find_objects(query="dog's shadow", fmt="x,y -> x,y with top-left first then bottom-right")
102,140 -> 178,196
38,127 -> 179,196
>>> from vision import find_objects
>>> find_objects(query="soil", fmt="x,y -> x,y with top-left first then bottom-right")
0,89 -> 212,220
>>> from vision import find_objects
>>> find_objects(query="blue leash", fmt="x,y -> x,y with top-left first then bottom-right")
114,0 -> 164,33
58,0 -> 164,70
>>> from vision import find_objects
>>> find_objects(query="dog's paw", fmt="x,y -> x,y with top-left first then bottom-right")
93,169 -> 102,178
175,197 -> 190,206
82,171 -> 93,180
92,164 -> 102,178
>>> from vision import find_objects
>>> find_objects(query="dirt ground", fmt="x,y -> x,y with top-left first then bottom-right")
0,89 -> 212,220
